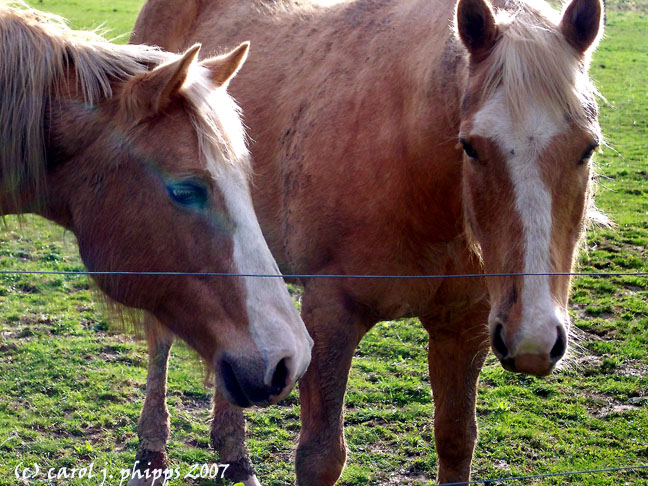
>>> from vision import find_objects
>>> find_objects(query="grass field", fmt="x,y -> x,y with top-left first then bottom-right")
0,1 -> 646,485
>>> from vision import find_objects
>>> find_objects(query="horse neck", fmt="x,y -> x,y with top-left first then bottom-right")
270,0 -> 470,239
346,0 -> 467,154
204,0 -> 471,240
384,0 -> 468,129
0,191 -> 27,216
0,159 -> 49,217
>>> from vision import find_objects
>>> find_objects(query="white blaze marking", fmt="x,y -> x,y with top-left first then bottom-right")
188,68 -> 311,387
470,89 -> 565,353
216,165 -> 312,384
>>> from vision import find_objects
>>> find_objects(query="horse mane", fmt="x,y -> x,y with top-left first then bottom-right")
477,0 -> 601,132
0,4 -> 249,209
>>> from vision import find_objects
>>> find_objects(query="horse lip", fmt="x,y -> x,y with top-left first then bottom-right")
499,356 -> 516,373
220,359 -> 253,408
498,355 -> 556,377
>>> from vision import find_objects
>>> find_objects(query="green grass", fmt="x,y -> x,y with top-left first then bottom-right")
0,1 -> 646,485
27,0 -> 146,40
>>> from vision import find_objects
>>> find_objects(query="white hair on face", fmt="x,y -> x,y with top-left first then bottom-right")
471,88 -> 559,334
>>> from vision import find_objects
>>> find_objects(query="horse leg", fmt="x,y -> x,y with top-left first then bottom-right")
210,390 -> 260,486
421,313 -> 489,484
128,315 -> 174,486
295,285 -> 368,486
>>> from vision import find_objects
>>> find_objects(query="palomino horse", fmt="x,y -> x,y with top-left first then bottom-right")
132,0 -> 604,483
0,2 -> 312,472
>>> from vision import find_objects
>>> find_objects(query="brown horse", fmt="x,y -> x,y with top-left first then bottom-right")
0,2 -> 313,468
132,0 -> 605,483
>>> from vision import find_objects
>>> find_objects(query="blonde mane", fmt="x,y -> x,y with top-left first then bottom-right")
0,4 -> 248,208
479,0 -> 600,132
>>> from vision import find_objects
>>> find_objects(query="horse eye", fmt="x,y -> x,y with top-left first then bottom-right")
460,138 -> 479,160
167,181 -> 209,209
578,144 -> 598,166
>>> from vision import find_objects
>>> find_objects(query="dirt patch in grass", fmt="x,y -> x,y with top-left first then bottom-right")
584,391 -> 645,418
607,0 -> 648,13
0,342 -> 19,353
386,472 -> 430,486
616,359 -> 648,378
548,0 -> 648,13
581,326 -> 619,340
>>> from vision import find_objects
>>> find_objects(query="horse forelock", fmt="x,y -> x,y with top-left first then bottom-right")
179,65 -> 251,177
477,2 -> 600,133
0,5 -> 165,204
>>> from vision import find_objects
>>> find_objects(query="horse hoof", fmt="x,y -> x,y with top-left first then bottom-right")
126,477 -> 155,486
127,449 -> 168,486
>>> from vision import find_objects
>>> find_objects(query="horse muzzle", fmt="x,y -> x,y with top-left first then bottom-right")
217,354 -> 301,407
490,317 -> 568,377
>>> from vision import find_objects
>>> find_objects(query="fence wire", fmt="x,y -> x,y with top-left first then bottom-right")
0,270 -> 647,279
435,464 -> 648,485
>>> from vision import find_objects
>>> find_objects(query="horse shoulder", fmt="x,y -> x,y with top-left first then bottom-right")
131,0 -> 199,52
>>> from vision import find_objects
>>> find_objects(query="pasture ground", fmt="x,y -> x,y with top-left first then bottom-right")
0,0 -> 646,484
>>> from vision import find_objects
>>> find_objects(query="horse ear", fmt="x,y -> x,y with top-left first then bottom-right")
123,44 -> 201,118
456,0 -> 498,59
560,0 -> 604,54
202,42 -> 249,88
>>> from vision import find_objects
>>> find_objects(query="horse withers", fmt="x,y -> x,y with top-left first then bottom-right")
0,3 -> 312,474
132,0 -> 605,483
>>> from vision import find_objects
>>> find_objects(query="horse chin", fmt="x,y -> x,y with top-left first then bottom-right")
496,354 -> 555,377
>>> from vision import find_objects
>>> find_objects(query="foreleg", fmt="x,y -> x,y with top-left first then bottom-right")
128,315 -> 174,486
295,283 -> 369,486
422,310 -> 489,484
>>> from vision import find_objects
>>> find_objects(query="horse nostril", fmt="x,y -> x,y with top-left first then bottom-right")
270,357 -> 289,396
550,326 -> 567,361
493,323 -> 509,358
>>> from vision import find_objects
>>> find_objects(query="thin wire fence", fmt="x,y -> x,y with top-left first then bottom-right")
0,269 -> 647,279
434,464 -> 648,485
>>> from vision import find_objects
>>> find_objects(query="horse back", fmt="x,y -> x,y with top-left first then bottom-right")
131,0 -> 199,52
